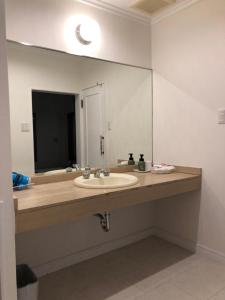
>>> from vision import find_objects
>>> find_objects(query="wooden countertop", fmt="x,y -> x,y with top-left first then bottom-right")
14,167 -> 201,233
15,172 -> 199,213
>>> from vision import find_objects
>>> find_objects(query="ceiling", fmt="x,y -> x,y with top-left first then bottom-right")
99,0 -> 186,17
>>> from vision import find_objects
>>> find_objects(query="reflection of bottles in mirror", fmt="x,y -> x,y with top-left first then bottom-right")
138,154 -> 145,171
128,153 -> 135,165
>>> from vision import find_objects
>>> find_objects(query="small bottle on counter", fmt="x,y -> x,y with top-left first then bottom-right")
128,153 -> 135,165
138,154 -> 145,171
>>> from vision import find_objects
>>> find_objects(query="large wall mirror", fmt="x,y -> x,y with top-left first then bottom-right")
7,41 -> 153,175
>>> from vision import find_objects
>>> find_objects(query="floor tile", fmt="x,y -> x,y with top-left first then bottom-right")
103,285 -> 142,300
170,257 -> 225,300
136,282 -> 195,300
210,288 -> 225,300
38,237 -> 193,300
39,237 -> 225,300
134,254 -> 201,292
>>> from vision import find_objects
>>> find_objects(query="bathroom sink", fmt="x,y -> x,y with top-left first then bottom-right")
74,173 -> 138,189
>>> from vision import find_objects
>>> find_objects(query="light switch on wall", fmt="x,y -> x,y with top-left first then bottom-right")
218,108 -> 225,124
21,123 -> 30,132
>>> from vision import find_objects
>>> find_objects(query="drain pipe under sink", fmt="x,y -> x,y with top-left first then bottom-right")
94,212 -> 110,232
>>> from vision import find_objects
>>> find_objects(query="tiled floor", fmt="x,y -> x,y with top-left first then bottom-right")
39,237 -> 225,300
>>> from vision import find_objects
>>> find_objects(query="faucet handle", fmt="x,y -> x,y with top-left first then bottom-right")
82,166 -> 91,179
102,168 -> 110,176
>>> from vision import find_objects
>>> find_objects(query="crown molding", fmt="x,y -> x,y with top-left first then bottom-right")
78,0 -> 201,26
151,0 -> 201,24
78,0 -> 152,25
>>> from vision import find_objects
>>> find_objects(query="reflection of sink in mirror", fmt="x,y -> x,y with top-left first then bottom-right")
74,173 -> 138,189
7,41 -> 153,175
45,169 -> 81,175
45,167 -> 96,175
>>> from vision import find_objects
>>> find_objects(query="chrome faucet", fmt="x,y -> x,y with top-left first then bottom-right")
94,168 -> 110,178
94,168 -> 102,178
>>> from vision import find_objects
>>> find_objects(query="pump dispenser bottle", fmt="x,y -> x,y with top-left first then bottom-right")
138,154 -> 145,171
128,153 -> 135,165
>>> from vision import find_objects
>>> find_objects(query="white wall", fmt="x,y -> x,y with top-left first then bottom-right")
0,0 -> 17,299
5,0 -> 151,68
152,0 -> 225,255
8,42 -> 152,174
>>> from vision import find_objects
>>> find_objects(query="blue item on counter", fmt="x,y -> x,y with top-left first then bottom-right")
12,172 -> 30,188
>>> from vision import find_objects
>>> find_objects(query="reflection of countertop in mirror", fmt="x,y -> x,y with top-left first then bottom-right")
14,166 -> 201,233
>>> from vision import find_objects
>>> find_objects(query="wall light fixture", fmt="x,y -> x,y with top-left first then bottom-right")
64,16 -> 101,54
75,23 -> 92,45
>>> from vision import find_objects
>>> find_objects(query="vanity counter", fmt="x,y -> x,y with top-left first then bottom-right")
14,167 -> 201,233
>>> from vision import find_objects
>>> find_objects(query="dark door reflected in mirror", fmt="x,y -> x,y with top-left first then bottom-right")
32,91 -> 77,173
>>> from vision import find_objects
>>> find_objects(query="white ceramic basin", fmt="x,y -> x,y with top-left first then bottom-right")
74,173 -> 138,189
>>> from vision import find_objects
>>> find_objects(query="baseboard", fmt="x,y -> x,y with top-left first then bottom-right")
153,227 -> 197,252
197,244 -> 225,264
33,227 -> 155,277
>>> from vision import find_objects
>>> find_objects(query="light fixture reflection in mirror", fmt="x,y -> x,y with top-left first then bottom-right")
64,15 -> 101,54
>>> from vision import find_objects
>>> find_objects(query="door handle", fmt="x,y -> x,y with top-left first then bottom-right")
100,136 -> 104,155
